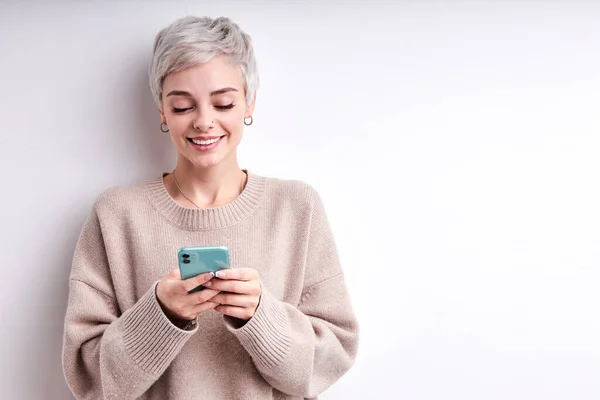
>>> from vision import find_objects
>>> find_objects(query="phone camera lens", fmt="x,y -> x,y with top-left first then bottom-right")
182,254 -> 190,258
183,259 -> 191,264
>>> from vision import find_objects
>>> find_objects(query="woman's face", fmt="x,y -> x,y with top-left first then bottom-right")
160,55 -> 254,170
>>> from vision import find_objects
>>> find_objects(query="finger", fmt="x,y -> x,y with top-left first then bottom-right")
215,268 -> 258,281
211,293 -> 258,308
182,272 -> 215,293
181,299 -> 219,320
174,289 -> 219,319
191,288 -> 220,305
204,279 -> 259,295
214,304 -> 254,321
164,268 -> 181,280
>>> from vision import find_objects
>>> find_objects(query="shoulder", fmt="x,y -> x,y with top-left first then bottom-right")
262,175 -> 325,213
91,176 -> 161,217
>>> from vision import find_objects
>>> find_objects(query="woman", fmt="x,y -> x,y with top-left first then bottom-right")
62,15 -> 359,399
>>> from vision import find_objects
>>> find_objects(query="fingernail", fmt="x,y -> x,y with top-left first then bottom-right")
216,271 -> 225,278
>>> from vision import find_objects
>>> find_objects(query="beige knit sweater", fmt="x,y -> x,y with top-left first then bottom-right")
62,171 -> 359,399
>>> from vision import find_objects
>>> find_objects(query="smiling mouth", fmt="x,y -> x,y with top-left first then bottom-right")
186,135 -> 225,152
187,136 -> 224,146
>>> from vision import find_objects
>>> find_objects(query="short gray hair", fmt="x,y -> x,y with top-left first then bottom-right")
149,16 -> 259,109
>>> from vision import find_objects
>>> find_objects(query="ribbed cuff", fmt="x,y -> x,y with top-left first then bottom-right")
224,288 -> 292,370
122,281 -> 197,375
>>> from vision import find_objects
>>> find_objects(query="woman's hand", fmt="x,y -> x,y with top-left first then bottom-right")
156,268 -> 220,321
204,268 -> 262,321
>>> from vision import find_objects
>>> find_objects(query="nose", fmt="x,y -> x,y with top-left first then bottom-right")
192,108 -> 214,132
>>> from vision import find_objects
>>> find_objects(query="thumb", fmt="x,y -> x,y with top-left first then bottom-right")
167,268 -> 181,279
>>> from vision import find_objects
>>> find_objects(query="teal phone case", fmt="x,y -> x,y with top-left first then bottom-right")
178,246 -> 231,293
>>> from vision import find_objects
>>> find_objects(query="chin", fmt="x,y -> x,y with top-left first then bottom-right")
183,151 -> 228,169
190,156 -> 222,169
176,137 -> 239,169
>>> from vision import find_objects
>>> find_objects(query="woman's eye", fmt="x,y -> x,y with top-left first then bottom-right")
173,107 -> 193,113
215,103 -> 235,110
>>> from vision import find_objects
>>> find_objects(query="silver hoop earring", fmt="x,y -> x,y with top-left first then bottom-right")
244,116 -> 253,126
160,122 -> 169,133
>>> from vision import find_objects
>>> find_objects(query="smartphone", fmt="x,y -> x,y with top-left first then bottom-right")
177,245 -> 231,293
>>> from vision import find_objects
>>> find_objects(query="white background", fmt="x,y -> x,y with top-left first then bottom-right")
1,1 -> 599,399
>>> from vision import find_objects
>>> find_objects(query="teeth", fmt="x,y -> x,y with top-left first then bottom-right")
191,137 -> 220,145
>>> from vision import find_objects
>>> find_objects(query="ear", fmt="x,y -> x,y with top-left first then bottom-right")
159,107 -> 166,124
245,92 -> 257,118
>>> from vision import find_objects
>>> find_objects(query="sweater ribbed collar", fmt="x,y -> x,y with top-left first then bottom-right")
145,170 -> 266,231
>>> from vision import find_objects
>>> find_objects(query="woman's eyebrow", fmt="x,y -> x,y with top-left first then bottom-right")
166,90 -> 192,97
166,87 -> 238,97
210,87 -> 238,96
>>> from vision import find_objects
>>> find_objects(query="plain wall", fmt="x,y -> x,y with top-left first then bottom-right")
1,1 -> 599,399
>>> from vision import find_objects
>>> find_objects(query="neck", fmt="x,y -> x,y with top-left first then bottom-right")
169,158 -> 246,209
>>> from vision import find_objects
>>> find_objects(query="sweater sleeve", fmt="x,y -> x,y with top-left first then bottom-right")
62,205 -> 198,400
223,188 -> 360,398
